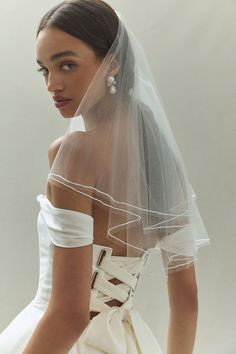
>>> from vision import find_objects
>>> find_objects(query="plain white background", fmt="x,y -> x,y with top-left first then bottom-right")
0,1 -> 235,353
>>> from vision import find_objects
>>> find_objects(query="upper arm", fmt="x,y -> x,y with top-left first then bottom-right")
47,135 -> 95,323
48,190 -> 93,322
167,264 -> 198,311
49,241 -> 92,324
46,153 -> 93,323
47,186 -> 94,324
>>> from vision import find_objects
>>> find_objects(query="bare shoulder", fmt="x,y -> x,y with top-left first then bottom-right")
48,132 -> 88,168
48,131 -> 95,215
48,136 -> 64,168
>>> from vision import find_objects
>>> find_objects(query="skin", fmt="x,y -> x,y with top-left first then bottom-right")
36,26 -> 128,258
36,27 -> 101,114
36,26 -> 133,258
22,27 -> 129,354
22,27 -> 199,354
36,26 -> 118,129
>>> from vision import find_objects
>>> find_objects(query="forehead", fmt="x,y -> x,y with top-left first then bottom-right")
36,27 -> 95,61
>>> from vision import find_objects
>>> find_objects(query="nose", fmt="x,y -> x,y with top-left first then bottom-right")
46,72 -> 64,93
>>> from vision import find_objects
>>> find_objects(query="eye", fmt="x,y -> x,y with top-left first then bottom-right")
36,63 -> 76,77
61,63 -> 76,71
37,67 -> 48,76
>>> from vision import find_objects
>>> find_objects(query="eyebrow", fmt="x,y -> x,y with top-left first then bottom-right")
36,50 -> 80,65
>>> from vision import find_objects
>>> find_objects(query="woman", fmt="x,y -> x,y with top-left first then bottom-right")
0,0 -> 210,353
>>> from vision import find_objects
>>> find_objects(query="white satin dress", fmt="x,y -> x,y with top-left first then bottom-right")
0,194 -> 163,354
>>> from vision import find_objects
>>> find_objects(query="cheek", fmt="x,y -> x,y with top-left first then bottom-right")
73,66 -> 107,104
70,74 -> 90,99
69,70 -> 91,99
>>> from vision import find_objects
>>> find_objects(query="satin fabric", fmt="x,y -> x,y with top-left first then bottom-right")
77,296 -> 163,354
0,195 -> 163,353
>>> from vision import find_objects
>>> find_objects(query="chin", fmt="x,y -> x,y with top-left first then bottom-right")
60,112 -> 73,118
59,108 -> 77,118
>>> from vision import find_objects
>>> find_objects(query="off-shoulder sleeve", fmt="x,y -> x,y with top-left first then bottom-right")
37,194 -> 94,247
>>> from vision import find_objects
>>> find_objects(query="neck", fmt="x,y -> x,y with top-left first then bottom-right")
82,94 -> 123,132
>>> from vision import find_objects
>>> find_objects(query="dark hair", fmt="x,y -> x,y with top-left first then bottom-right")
37,1 -> 182,219
36,0 -> 135,101
36,0 -> 119,59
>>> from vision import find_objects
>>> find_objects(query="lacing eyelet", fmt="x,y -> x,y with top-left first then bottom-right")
91,270 -> 99,289
91,249 -> 107,289
96,248 -> 107,267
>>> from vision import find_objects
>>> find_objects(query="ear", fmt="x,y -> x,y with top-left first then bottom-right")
106,54 -> 120,76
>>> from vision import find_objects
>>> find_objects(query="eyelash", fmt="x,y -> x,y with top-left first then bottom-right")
37,63 -> 76,76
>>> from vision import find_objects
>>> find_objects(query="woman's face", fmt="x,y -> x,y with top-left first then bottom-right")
36,27 -> 105,118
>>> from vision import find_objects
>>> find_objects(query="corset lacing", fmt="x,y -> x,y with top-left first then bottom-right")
89,245 -> 151,320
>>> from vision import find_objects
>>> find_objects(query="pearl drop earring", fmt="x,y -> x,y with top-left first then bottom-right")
107,75 -> 117,95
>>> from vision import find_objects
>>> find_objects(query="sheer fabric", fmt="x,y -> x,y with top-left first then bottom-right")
48,10 -> 210,276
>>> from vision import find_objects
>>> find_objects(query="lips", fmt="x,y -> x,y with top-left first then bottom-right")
53,95 -> 71,101
54,100 -> 71,109
53,96 -> 72,109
